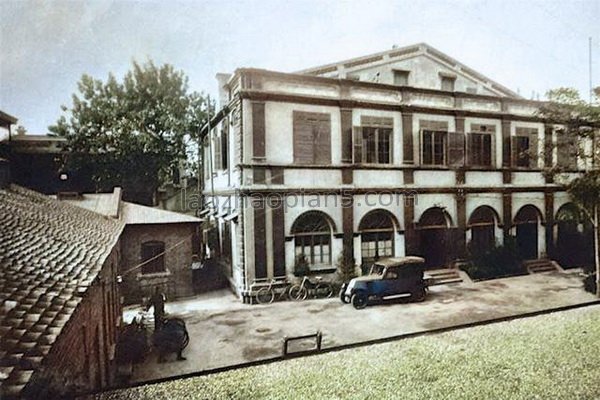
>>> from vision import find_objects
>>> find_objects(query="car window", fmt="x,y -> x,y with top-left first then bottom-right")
371,264 -> 385,275
384,270 -> 398,279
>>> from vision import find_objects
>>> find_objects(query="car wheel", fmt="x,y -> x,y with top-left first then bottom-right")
289,285 -> 308,301
411,287 -> 426,302
351,292 -> 368,309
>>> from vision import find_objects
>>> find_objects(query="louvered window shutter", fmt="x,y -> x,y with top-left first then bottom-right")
215,135 -> 222,170
353,127 -> 363,163
314,116 -> 331,165
529,130 -> 539,168
447,131 -> 465,167
293,112 -> 315,164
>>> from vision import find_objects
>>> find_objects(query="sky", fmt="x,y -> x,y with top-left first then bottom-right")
0,0 -> 599,133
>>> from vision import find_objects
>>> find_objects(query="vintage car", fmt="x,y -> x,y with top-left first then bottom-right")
340,256 -> 429,309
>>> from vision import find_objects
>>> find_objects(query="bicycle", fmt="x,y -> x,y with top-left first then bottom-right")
254,277 -> 291,304
289,276 -> 334,301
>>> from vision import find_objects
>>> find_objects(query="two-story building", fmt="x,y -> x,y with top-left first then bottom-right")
200,43 -> 596,302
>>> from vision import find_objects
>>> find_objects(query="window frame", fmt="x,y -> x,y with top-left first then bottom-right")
421,129 -> 448,166
469,132 -> 493,168
292,212 -> 333,268
441,76 -> 456,92
393,70 -> 410,86
356,126 -> 393,165
140,241 -> 166,275
514,135 -> 531,168
293,111 -> 332,165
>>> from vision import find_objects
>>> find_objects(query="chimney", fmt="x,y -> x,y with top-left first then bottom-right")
0,158 -> 10,189
216,73 -> 233,108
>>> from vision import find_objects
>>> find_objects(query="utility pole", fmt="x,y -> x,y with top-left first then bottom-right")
590,37 -> 593,105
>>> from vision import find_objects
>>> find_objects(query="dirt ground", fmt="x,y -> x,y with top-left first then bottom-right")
123,269 -> 595,383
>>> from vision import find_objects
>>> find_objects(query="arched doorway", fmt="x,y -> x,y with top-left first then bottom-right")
417,207 -> 452,268
555,203 -> 594,268
358,209 -> 398,273
514,205 -> 542,260
468,206 -> 499,254
291,211 -> 334,268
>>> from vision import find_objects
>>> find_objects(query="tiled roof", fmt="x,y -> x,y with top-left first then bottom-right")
0,185 -> 124,398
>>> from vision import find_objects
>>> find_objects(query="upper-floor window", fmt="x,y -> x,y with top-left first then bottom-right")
354,116 -> 393,164
441,76 -> 456,92
141,241 -> 165,274
393,70 -> 410,86
514,136 -> 530,167
469,124 -> 494,167
221,122 -> 229,170
293,111 -> 331,165
557,129 -> 578,170
513,127 -> 539,168
420,120 -> 449,166
422,130 -> 447,165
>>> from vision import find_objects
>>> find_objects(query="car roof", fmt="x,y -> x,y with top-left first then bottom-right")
373,256 -> 425,268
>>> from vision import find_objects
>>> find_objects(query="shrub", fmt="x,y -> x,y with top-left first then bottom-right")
461,237 -> 526,281
335,254 -> 358,283
583,272 -> 597,294
293,254 -> 310,277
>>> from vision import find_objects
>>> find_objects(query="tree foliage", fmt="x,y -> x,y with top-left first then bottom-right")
50,60 -> 212,203
538,87 -> 600,295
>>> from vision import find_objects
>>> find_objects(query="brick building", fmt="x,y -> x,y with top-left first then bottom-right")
0,171 -> 124,398
200,43 -> 597,302
60,188 -> 202,304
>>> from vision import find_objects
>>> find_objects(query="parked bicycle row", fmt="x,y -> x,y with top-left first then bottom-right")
251,275 -> 335,304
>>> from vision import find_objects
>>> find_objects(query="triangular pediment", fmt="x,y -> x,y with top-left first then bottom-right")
296,43 -> 520,98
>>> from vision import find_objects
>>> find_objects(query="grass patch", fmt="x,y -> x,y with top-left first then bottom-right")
96,306 -> 600,400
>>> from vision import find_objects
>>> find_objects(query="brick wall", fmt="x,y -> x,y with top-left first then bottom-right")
24,245 -> 121,398
120,223 -> 197,304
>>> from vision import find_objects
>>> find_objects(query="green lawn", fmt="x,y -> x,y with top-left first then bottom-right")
97,305 -> 600,400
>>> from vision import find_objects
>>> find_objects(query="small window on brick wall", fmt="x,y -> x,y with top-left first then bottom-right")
141,241 -> 165,274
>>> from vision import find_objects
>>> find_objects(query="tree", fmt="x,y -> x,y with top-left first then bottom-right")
49,60 -> 212,205
538,87 -> 600,296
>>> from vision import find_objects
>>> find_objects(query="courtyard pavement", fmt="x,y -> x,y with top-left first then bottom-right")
123,269 -> 596,384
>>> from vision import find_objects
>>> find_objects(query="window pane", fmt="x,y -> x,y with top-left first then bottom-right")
378,129 -> 391,164
433,132 -> 446,165
482,134 -> 492,166
364,128 -> 377,163
517,136 -> 530,167
423,131 -> 433,164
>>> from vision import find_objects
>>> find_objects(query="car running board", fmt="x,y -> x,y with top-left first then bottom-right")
381,293 -> 412,300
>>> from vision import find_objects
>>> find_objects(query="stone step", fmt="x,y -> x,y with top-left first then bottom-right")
524,259 -> 557,274
426,268 -> 463,286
